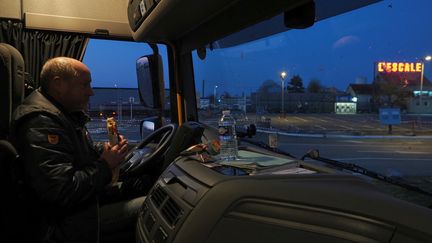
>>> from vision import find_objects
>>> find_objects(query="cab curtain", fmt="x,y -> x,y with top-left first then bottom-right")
0,20 -> 87,89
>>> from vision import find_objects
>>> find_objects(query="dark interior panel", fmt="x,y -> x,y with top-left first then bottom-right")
137,153 -> 432,243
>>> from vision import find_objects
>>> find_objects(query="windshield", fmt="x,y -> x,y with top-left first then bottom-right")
193,0 -> 432,207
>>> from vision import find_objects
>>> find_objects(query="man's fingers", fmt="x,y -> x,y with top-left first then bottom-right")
110,144 -> 119,151
118,143 -> 128,155
120,144 -> 129,155
120,140 -> 128,147
118,140 -> 127,147
119,135 -> 127,143
104,142 -> 111,151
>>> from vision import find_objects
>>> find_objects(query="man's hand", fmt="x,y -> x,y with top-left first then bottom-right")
100,135 -> 129,170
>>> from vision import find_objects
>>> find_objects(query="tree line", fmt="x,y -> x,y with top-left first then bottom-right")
257,75 -> 325,94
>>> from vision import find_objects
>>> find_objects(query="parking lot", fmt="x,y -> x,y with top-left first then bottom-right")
255,113 -> 432,136
86,113 -> 432,144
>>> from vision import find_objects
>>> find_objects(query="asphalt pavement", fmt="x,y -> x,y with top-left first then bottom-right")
248,133 -> 432,177
261,113 -> 432,136
237,113 -> 432,198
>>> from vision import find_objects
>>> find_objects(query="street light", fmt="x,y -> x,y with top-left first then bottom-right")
420,55 -> 431,111
214,85 -> 218,107
280,71 -> 287,117
416,55 -> 432,128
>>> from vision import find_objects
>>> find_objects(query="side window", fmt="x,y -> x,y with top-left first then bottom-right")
83,39 -> 170,142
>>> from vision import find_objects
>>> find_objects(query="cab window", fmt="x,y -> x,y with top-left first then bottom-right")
83,39 -> 170,142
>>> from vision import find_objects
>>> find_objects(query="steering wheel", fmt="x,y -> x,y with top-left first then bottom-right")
120,123 -> 177,177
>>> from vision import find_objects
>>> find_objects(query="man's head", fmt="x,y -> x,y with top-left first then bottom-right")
40,57 -> 94,112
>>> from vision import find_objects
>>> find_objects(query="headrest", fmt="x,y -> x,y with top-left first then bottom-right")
0,43 -> 25,138
0,140 -> 17,160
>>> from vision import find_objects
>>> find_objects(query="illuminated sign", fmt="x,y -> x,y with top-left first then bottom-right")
377,62 -> 422,73
335,102 -> 356,114
379,108 -> 401,125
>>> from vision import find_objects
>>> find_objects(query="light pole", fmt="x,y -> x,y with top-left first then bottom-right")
214,85 -> 218,107
255,92 -> 259,118
129,97 -> 134,120
416,55 -> 431,128
280,71 -> 287,117
115,84 -> 119,119
420,55 -> 431,113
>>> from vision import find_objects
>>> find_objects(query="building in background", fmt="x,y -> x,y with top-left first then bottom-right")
89,87 -> 166,119
219,95 -> 248,112
199,98 -> 211,109
346,84 -> 373,113
408,89 -> 432,114
373,61 -> 431,114
249,91 -> 339,114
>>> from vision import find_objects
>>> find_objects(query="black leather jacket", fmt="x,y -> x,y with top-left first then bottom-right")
12,89 -> 112,243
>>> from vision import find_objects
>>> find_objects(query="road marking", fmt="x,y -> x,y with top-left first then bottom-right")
333,157 -> 432,161
293,116 -> 307,122
312,117 -> 329,123
323,116 -> 356,124
356,150 -> 392,153
345,140 -> 366,144
357,150 -> 432,155
278,143 -> 423,148
314,125 -> 326,130
338,125 -> 353,130
404,141 -> 423,145
395,151 -> 432,155
258,129 -> 432,140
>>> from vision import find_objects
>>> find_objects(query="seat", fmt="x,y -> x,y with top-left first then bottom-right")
0,43 -> 27,241
0,140 -> 22,240
0,43 -> 25,139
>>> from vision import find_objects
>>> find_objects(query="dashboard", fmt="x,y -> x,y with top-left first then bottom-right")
136,139 -> 432,243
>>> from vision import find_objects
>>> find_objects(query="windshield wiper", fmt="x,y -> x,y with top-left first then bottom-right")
301,149 -> 432,198
241,138 -> 296,158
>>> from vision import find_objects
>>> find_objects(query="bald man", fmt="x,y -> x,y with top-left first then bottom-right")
12,57 -> 144,243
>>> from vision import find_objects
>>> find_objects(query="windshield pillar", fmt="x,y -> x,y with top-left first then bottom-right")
167,44 -> 198,124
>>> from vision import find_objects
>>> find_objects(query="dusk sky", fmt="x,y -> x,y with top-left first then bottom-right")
84,0 -> 432,97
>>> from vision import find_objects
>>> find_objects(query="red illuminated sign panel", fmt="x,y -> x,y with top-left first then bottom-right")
377,62 -> 422,73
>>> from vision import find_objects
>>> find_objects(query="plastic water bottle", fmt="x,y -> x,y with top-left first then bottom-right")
218,110 -> 238,161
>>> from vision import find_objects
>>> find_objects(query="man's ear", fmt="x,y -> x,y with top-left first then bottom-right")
51,76 -> 65,94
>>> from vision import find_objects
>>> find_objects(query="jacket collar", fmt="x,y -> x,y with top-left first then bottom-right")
14,89 -> 90,127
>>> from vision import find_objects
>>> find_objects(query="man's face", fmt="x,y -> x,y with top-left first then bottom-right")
58,63 -> 94,111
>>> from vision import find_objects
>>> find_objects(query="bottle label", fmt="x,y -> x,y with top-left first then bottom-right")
218,126 -> 233,136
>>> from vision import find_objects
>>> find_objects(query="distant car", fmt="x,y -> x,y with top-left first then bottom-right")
230,110 -> 249,125
231,110 -> 247,119
256,116 -> 271,128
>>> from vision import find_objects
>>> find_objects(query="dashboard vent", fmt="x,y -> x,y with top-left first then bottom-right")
161,197 -> 183,226
149,185 -> 184,227
151,185 -> 167,207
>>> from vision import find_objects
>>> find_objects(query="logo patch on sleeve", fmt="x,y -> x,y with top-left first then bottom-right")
47,134 -> 59,144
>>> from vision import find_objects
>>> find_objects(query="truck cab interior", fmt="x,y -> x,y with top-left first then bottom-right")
1,0 -> 432,242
